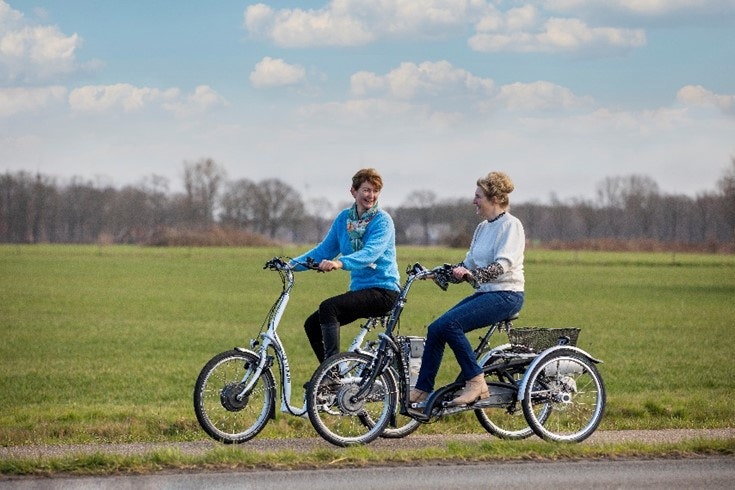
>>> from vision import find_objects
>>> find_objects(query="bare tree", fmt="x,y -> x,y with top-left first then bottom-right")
2,165 -> 734,250
302,197 -> 334,242
620,175 -> 660,238
717,156 -> 735,243
182,158 -> 226,227
595,175 -> 660,238
251,178 -> 304,240
57,177 -> 111,243
219,178 -> 260,229
402,190 -> 437,245
219,177 -> 304,240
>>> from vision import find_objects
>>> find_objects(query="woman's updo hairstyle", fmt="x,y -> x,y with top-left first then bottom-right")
477,171 -> 514,207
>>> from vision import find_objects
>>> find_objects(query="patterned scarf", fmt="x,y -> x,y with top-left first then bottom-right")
347,202 -> 380,252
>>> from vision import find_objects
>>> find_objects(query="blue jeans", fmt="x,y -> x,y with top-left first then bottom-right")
415,291 -> 524,393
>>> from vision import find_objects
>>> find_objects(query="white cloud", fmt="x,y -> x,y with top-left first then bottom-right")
298,97 -> 416,121
677,85 -> 734,113
244,2 -> 374,47
0,0 -> 23,26
0,0 -> 82,81
68,83 -> 180,113
242,1 -> 658,55
469,10 -> 646,53
350,60 -> 494,99
495,81 -> 594,111
243,0 -> 483,47
296,60 -> 601,130
162,85 -> 228,117
0,85 -> 66,117
250,56 -> 306,88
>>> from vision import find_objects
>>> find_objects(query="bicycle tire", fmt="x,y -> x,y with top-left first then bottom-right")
378,409 -> 422,439
366,366 -> 421,439
474,355 -> 542,440
521,349 -> 606,443
306,352 -> 397,447
193,349 -> 275,444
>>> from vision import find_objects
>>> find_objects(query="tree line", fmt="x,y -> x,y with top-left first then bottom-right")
1,158 -> 734,252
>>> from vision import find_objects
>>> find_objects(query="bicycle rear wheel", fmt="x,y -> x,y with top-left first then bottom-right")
521,349 -> 605,442
306,352 -> 397,447
193,349 -> 275,444
475,356 -> 541,440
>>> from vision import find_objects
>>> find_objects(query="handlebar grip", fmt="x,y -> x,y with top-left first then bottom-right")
463,272 -> 479,289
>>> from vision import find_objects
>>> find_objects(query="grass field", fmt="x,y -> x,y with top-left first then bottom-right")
1,244 -> 734,447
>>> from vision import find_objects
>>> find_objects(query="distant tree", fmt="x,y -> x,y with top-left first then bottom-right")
252,178 -> 304,240
595,176 -> 625,237
182,158 -> 226,227
0,172 -> 33,242
619,174 -> 659,238
571,197 -> 600,239
219,178 -> 260,229
596,175 -> 659,238
717,156 -> 735,243
397,190 -> 437,245
30,173 -> 59,243
57,177 -> 111,243
302,197 -> 334,242
108,176 -> 174,243
219,177 -> 304,240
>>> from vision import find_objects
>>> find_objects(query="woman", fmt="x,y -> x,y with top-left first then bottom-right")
291,168 -> 400,363
410,171 -> 525,407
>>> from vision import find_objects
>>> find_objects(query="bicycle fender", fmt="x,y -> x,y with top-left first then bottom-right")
516,346 -> 603,401
234,347 -> 258,356
477,343 -> 512,366
232,347 -> 277,420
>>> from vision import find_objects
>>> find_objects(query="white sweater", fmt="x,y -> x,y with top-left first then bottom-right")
463,212 -> 525,292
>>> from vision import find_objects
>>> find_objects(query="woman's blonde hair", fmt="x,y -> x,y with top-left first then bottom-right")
477,171 -> 514,207
352,168 -> 383,191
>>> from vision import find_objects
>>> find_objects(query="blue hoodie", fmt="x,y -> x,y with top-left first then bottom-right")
291,207 -> 400,292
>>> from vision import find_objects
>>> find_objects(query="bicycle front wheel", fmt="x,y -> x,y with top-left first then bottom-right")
379,407 -> 422,439
521,350 -> 606,443
193,349 -> 275,444
306,352 -> 397,447
373,366 -> 421,439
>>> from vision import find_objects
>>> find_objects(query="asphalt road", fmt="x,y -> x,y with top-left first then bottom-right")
2,456 -> 734,489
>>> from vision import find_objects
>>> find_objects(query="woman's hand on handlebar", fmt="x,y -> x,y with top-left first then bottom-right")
452,266 -> 479,288
452,265 -> 472,281
318,259 -> 342,272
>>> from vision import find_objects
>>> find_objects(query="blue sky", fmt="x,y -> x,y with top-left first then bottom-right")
1,1 -> 734,208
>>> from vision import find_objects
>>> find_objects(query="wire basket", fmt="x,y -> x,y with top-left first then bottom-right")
508,327 -> 580,352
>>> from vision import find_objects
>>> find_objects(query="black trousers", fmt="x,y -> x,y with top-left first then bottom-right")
304,287 -> 399,362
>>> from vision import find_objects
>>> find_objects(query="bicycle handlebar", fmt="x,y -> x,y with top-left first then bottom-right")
264,256 -> 322,272
406,262 -> 478,291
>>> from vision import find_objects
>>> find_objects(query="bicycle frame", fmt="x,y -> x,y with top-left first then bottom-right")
234,260 -> 380,417
350,263 -> 445,402
351,263 -> 533,421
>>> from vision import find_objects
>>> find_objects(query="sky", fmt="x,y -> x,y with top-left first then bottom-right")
1,0 -> 734,208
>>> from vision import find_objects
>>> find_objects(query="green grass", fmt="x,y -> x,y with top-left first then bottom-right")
1,244 -> 734,449
1,438 -> 733,477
